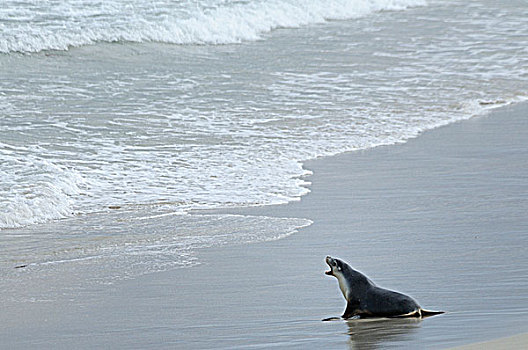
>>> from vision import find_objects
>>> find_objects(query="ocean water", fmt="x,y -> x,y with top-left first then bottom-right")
1,0 -> 527,289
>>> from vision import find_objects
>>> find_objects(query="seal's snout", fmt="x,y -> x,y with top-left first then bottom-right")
325,256 -> 334,275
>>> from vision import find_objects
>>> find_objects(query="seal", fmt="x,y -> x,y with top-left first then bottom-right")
324,256 -> 444,320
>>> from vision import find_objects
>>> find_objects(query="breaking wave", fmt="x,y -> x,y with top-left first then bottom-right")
0,0 -> 425,53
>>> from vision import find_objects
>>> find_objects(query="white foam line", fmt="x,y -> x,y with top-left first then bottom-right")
0,0 -> 426,53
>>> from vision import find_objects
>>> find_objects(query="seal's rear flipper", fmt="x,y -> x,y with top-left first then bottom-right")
322,316 -> 342,322
420,309 -> 445,318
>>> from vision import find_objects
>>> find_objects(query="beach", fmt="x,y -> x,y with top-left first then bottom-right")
451,333 -> 528,350
3,102 -> 527,349
2,0 -> 528,348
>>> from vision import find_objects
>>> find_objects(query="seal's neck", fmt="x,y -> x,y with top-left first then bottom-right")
335,272 -> 350,299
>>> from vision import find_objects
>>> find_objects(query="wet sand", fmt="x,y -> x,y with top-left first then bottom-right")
450,332 -> 528,350
2,102 -> 528,349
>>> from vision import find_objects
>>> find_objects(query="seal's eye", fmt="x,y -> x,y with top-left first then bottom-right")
332,261 -> 336,266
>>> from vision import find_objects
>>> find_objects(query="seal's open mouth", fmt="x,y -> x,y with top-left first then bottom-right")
325,256 -> 333,275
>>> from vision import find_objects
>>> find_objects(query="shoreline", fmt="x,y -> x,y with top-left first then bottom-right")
2,102 -> 528,349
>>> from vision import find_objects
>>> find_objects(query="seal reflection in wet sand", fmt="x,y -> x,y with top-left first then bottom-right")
324,256 -> 444,321
347,317 -> 421,349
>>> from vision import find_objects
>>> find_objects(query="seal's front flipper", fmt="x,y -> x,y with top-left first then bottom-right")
322,316 -> 342,322
342,299 -> 360,319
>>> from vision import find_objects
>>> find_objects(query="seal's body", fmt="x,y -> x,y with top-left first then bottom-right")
325,256 -> 444,319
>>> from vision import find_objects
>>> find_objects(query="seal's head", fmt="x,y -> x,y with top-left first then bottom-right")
325,256 -> 353,300
325,256 -> 344,277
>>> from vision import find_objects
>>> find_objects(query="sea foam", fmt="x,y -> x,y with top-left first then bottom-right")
0,156 -> 86,229
0,0 -> 425,53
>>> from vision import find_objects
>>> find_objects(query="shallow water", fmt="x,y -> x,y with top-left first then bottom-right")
1,0 -> 528,289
